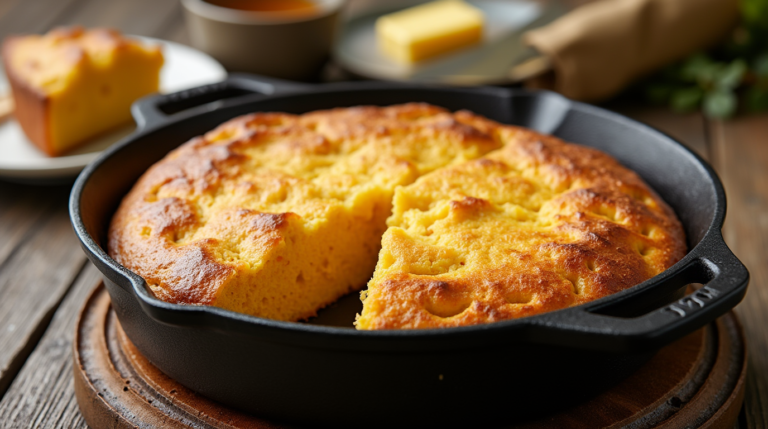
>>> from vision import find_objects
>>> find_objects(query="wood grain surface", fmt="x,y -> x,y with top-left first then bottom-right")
0,186 -> 86,396
0,265 -> 102,428
710,116 -> 768,428
0,0 -> 764,428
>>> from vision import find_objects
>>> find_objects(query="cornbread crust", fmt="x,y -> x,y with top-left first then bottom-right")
356,122 -> 686,329
109,103 -> 686,328
108,104 -> 503,321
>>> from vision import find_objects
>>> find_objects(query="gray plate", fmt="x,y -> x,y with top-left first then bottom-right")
333,0 -> 568,85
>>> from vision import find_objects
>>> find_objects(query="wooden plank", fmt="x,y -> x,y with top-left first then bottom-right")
0,263 -> 101,428
709,114 -> 768,429
0,182 -> 64,267
0,0 -> 82,40
54,0 -> 180,37
0,0 -> 180,41
156,2 -> 190,44
0,0 -> 188,399
0,0 -> 23,30
0,200 -> 87,397
0,0 -> 190,403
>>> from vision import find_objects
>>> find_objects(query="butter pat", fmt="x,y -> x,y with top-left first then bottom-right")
376,0 -> 484,64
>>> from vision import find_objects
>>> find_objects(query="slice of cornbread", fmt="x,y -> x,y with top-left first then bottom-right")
357,125 -> 686,329
376,0 -> 484,64
108,104 -> 503,321
2,27 -> 163,156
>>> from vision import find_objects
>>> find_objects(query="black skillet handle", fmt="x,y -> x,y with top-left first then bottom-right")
131,73 -> 312,130
540,231 -> 749,353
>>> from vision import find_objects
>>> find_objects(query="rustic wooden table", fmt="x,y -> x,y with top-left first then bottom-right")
0,0 -> 765,427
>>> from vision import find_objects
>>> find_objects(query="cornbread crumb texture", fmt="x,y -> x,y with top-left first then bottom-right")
109,103 -> 686,329
2,26 -> 163,155
108,104 -> 503,322
357,127 -> 686,329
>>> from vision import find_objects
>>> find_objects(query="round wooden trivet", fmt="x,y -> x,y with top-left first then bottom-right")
74,284 -> 746,428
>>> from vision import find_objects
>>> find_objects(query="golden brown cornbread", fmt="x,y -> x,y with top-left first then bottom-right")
356,124 -> 686,329
108,103 -> 686,329
2,27 -> 163,156
108,104 -> 502,321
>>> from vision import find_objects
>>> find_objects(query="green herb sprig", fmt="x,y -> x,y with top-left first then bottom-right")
642,0 -> 768,118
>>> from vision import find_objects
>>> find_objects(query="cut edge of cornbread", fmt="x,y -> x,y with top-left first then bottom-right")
356,127 -> 687,330
108,104 -> 505,322
107,104 -> 686,329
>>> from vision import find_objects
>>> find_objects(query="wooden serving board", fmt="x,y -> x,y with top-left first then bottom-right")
74,284 -> 746,428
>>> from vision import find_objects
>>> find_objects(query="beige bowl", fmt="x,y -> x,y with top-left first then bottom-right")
181,0 -> 345,80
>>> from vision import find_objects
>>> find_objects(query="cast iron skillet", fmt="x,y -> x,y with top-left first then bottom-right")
70,74 -> 748,428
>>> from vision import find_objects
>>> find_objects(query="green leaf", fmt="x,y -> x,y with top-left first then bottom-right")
741,0 -> 759,22
644,83 -> 675,104
660,63 -> 684,81
741,0 -> 768,27
754,54 -> 768,77
715,59 -> 747,89
746,87 -> 768,111
703,90 -> 738,118
670,87 -> 704,112
680,54 -> 716,83
639,0 -> 768,118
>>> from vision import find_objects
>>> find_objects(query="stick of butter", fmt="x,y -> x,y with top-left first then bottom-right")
376,0 -> 484,64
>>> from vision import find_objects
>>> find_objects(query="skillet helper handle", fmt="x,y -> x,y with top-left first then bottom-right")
543,232 -> 749,353
132,73 -> 312,130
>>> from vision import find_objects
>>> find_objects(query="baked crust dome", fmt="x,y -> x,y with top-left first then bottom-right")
108,103 -> 686,328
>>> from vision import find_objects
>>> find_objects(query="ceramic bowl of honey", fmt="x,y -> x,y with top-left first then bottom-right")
181,0 -> 345,80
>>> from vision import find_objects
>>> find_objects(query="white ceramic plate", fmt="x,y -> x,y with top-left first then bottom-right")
334,0 -> 568,85
0,36 -> 227,183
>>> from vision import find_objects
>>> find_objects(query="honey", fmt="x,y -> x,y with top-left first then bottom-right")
205,0 -> 316,16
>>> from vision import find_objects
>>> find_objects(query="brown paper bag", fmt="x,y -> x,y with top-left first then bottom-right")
525,0 -> 740,101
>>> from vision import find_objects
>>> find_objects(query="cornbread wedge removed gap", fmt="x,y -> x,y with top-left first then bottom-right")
109,104 -> 686,328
